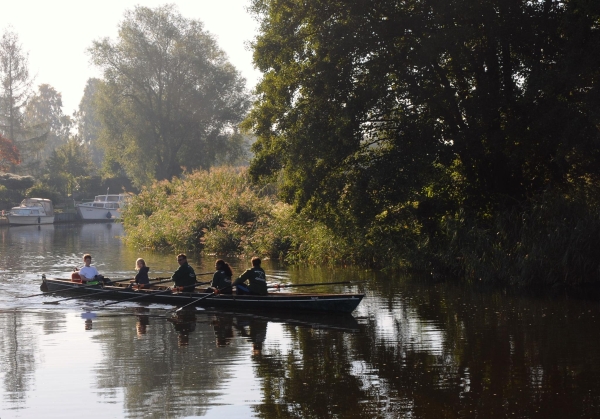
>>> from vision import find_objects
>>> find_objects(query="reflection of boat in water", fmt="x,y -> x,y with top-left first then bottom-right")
6,198 -> 54,225
76,194 -> 129,220
41,277 -> 364,314
199,309 -> 360,333
6,224 -> 55,245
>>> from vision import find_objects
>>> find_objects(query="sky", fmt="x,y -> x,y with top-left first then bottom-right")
3,0 -> 261,116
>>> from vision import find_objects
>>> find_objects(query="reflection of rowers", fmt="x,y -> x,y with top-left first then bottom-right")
211,315 -> 234,347
234,317 -> 268,355
134,307 -> 150,336
168,308 -> 197,346
81,309 -> 97,331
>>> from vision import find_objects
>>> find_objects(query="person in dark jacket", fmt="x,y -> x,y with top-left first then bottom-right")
171,253 -> 197,292
208,259 -> 233,294
132,258 -> 150,289
233,257 -> 267,295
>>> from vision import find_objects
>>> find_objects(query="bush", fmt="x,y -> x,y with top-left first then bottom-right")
25,183 -> 63,204
121,167 -> 359,264
0,173 -> 34,190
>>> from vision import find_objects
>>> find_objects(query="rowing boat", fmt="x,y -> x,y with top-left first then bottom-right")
40,276 -> 364,314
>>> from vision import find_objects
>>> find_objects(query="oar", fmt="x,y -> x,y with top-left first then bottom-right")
267,280 -> 364,290
17,276 -> 148,298
42,278 -> 175,305
174,284 -> 231,313
101,281 -> 211,308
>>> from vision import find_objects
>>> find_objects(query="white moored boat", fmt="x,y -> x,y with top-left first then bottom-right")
7,198 -> 55,225
76,194 -> 129,220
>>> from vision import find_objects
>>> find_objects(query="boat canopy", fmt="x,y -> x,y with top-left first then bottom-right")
18,198 -> 54,215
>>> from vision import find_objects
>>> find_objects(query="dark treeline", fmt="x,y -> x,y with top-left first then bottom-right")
242,0 -> 600,287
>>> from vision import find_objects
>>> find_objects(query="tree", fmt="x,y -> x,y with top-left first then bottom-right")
0,29 -> 32,143
75,78 -> 104,167
89,5 -> 251,186
0,133 -> 20,171
245,0 -> 600,231
23,84 -> 71,165
44,138 -> 95,196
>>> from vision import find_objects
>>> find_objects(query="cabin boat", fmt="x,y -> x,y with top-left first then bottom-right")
6,198 -> 55,225
76,194 -> 129,220
40,276 -> 365,314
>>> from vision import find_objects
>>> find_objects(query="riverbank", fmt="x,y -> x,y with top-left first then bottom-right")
0,212 -> 115,226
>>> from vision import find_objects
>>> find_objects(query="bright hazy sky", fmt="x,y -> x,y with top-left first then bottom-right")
3,0 -> 261,116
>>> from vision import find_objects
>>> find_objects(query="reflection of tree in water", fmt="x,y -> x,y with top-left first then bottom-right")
351,280 -> 600,418
91,308 -> 242,419
252,325 -> 371,418
0,311 -> 53,406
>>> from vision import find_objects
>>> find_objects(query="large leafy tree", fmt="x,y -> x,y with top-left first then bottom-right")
89,5 -> 251,186
23,84 -> 71,166
245,0 -> 600,234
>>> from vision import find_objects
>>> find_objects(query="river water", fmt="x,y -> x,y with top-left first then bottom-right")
1,223 -> 600,418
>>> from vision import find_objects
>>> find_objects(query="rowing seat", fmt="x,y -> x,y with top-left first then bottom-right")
71,272 -> 82,283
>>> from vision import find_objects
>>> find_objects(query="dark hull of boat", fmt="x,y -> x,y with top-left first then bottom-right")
41,278 -> 364,314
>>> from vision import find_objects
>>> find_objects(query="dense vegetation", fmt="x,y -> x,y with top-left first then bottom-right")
122,167 -> 358,265
241,0 -> 600,286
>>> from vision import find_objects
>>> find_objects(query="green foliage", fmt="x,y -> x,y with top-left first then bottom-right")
75,79 -> 104,168
0,172 -> 34,190
243,0 -> 600,284
25,183 -> 62,204
89,4 -> 251,187
431,187 -> 600,288
122,167 -> 359,264
0,184 -> 10,208
43,138 -> 95,196
23,84 -> 71,165
0,29 -> 31,144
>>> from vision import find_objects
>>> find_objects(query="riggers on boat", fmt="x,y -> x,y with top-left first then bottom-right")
40,276 -> 365,314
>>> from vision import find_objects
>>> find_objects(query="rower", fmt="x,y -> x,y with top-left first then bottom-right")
171,253 -> 197,292
71,254 -> 103,283
233,257 -> 268,295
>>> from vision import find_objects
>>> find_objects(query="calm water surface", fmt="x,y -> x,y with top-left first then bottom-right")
1,223 -> 600,418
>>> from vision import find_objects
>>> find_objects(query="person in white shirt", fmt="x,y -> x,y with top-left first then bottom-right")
71,254 -> 100,283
